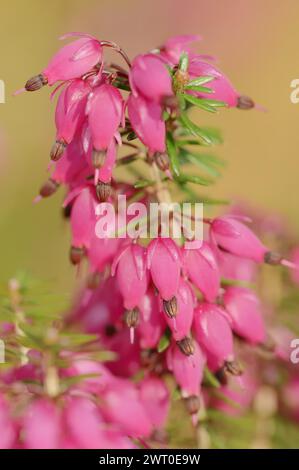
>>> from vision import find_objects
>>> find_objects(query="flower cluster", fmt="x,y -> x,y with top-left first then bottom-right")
8,32 -> 297,448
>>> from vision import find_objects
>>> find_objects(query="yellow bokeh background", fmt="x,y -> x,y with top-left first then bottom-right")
0,0 -> 299,291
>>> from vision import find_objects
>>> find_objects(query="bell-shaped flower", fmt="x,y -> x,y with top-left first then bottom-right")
112,243 -> 149,310
164,278 -> 194,341
88,83 -> 123,152
127,93 -> 166,154
147,238 -> 181,302
223,287 -> 266,345
138,287 -> 166,349
184,241 -> 220,302
210,215 -> 268,263
130,54 -> 173,103
193,302 -> 236,371
25,35 -> 102,90
167,340 -> 206,398
53,79 -> 91,153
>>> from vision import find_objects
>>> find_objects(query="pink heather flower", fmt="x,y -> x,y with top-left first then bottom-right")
164,278 -> 194,341
102,379 -> 153,438
211,369 -> 258,416
217,249 -> 257,282
161,34 -> 201,64
88,83 -> 123,152
112,242 -> 149,310
223,287 -> 266,345
147,238 -> 181,301
130,54 -> 173,103
188,59 -> 239,107
210,215 -> 268,263
138,286 -> 166,349
54,79 -> 91,146
23,399 -> 61,449
193,302 -> 235,370
139,375 -> 170,430
27,36 -> 102,89
0,395 -> 16,449
69,186 -> 98,253
127,93 -> 166,154
167,340 -> 206,398
184,241 -> 220,302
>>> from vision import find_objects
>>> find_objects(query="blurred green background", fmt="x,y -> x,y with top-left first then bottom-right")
1,0 -> 299,292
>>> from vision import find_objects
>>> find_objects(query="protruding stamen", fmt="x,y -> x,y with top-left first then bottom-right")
237,95 -> 255,110
50,140 -> 67,161
154,152 -> 170,172
177,337 -> 195,356
25,74 -> 48,92
125,307 -> 139,327
264,251 -> 283,265
69,246 -> 85,265
39,178 -> 60,198
225,359 -> 243,376
163,296 -> 177,318
96,181 -> 112,202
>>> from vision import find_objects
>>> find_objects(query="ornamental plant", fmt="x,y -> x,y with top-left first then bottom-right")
0,33 -> 298,449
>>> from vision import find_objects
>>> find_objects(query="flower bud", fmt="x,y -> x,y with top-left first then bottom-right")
25,73 -> 48,91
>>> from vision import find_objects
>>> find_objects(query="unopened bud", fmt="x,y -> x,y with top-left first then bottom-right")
92,149 -> 106,169
25,73 -> 48,92
50,140 -> 67,161
264,251 -> 283,265
184,395 -> 200,415
96,181 -> 112,201
237,95 -> 255,110
69,246 -> 85,265
163,296 -> 177,318
154,152 -> 170,171
177,337 -> 195,356
39,178 -> 60,198
86,272 -> 101,289
125,308 -> 139,328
